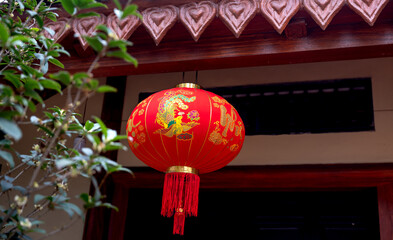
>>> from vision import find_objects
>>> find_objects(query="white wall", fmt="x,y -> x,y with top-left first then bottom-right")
119,57 -> 393,167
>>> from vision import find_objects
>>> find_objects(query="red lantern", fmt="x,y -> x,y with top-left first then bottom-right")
126,83 -> 245,235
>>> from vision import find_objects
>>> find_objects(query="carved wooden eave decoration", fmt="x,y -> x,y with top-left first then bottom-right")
54,0 -> 391,50
218,0 -> 258,38
42,18 -> 72,42
347,0 -> 390,26
142,5 -> 178,45
260,0 -> 301,34
72,13 -> 106,50
303,0 -> 346,30
179,1 -> 217,41
107,12 -> 142,40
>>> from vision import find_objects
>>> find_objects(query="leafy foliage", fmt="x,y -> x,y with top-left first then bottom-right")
0,0 -> 139,238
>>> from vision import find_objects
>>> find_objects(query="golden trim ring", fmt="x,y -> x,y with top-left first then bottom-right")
166,166 -> 199,175
176,83 -> 201,89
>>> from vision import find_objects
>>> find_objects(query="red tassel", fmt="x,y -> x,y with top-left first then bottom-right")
173,209 -> 186,235
161,172 -> 200,235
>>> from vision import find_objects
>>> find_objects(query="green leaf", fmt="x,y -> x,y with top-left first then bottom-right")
34,15 -> 44,28
28,100 -> 37,112
44,27 -> 55,37
48,50 -> 60,57
0,118 -> 22,141
34,194 -> 46,203
106,50 -> 137,67
25,90 -> 44,104
40,79 -> 62,93
109,135 -> 128,142
0,23 -> 10,47
81,147 -> 93,156
37,125 -> 54,136
96,85 -> 117,93
55,159 -> 74,169
1,180 -> 13,192
13,186 -> 27,195
100,203 -> 118,211
50,71 -> 71,85
16,0 -> 25,10
84,2 -> 107,9
0,150 -> 14,168
66,202 -> 83,217
96,25 -> 110,34
47,12 -> 57,22
76,12 -> 99,18
87,79 -> 99,90
84,120 -> 94,131
86,134 -> 100,146
112,0 -> 121,10
73,72 -> 89,79
27,10 -> 37,17
3,73 -> 23,89
55,48 -> 70,57
25,78 -> 42,91
79,193 -> 89,203
104,143 -> 125,151
94,117 -> 107,138
118,167 -> 133,175
108,39 -> 132,49
48,58 -> 64,68
61,0 -> 76,15
31,228 -> 46,234
84,36 -> 103,52
122,4 -> 138,19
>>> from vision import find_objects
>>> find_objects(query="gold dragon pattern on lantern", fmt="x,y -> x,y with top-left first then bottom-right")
154,90 -> 200,140
209,96 -> 243,152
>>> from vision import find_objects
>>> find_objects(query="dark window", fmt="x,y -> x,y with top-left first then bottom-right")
123,189 -> 380,240
139,78 -> 375,135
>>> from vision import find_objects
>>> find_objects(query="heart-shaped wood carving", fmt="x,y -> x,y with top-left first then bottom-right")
180,1 -> 217,42
303,0 -> 345,30
347,0 -> 389,26
43,18 -> 71,43
261,0 -> 300,34
142,5 -> 179,45
72,14 -> 106,50
107,13 -> 142,40
218,0 -> 258,38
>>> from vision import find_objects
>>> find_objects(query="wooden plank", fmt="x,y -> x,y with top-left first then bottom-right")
378,183 -> 393,240
112,164 -> 393,189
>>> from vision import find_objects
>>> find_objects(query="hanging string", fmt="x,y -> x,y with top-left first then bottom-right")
195,71 -> 198,85
182,72 -> 185,83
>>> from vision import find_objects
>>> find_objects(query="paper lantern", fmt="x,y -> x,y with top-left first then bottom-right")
126,83 -> 245,235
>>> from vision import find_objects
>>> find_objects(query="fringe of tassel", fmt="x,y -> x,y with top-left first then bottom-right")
161,172 -> 200,235
173,211 -> 186,235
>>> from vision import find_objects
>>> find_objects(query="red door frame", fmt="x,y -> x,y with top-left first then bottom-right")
84,164 -> 393,240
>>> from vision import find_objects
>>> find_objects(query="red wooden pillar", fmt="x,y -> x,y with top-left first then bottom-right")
378,183 -> 393,240
107,184 -> 129,240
